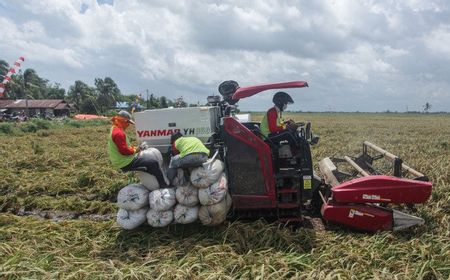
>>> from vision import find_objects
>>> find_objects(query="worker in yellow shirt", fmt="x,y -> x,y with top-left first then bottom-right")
167,132 -> 210,183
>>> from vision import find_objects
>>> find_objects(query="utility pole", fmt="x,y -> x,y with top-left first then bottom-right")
146,89 -> 149,109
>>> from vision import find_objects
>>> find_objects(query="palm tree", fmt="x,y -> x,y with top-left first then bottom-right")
423,102 -> 432,113
0,60 -> 9,79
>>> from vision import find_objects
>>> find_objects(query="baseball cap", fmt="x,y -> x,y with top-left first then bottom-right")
117,110 -> 135,124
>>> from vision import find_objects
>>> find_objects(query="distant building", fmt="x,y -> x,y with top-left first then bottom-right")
115,101 -> 143,112
116,101 -> 129,110
0,99 -> 73,117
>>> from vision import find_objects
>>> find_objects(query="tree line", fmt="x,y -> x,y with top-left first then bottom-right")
0,59 -> 197,114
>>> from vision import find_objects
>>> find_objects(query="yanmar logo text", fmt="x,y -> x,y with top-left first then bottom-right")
137,127 -> 211,138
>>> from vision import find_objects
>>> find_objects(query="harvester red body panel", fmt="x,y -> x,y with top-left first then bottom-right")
321,176 -> 432,232
331,176 -> 432,204
223,116 -> 276,209
321,201 -> 394,232
232,81 -> 308,99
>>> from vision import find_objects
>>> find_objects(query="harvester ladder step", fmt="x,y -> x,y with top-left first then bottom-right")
277,188 -> 299,194
278,203 -> 300,209
279,216 -> 303,224
276,168 -> 300,179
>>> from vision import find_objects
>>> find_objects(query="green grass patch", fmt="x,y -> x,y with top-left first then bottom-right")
0,122 -> 13,134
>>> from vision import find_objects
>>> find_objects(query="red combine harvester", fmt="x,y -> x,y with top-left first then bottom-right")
135,81 -> 432,232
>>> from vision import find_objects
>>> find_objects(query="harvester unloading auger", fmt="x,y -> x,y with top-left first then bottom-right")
134,80 -> 432,232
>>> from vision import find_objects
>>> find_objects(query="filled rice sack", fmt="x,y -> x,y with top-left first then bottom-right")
173,204 -> 199,224
198,193 -> 232,226
172,169 -> 188,187
146,209 -> 173,227
175,184 -> 199,206
137,172 -> 160,191
190,159 -> 224,188
117,183 -> 149,211
138,147 -> 163,166
149,188 -> 176,211
137,148 -> 169,189
198,174 -> 228,206
117,207 -> 148,230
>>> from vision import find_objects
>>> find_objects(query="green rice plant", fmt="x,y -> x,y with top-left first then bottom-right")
0,122 -> 13,134
76,173 -> 96,188
31,119 -> 51,130
37,130 -> 52,137
64,119 -> 82,128
19,122 -> 38,133
63,119 -> 109,128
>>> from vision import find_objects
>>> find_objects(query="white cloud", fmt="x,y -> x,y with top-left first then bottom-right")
0,0 -> 449,111
424,25 -> 450,58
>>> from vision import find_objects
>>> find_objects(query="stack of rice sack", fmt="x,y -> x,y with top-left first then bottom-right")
190,159 -> 232,226
173,170 -> 200,224
147,188 -> 176,227
116,147 -> 169,229
116,149 -> 232,229
116,183 -> 149,230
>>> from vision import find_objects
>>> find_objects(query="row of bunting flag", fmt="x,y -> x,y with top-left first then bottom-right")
0,56 -> 25,98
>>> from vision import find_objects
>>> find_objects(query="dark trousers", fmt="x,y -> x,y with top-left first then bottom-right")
167,153 -> 209,184
121,155 -> 168,187
268,130 -> 299,147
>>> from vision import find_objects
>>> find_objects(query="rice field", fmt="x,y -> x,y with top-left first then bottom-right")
1,113 -> 449,279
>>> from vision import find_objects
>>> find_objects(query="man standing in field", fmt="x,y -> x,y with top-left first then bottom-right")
108,110 -> 168,187
167,132 -> 210,183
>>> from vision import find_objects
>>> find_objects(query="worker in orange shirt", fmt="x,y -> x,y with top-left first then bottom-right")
108,110 -> 168,187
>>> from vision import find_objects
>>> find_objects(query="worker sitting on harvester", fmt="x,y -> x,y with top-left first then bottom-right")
167,132 -> 210,183
260,91 -> 299,146
108,110 -> 168,187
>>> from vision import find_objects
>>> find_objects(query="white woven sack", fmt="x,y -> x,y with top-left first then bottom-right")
198,174 -> 228,206
146,209 -> 173,227
137,148 -> 169,189
149,188 -> 176,211
138,147 -> 163,166
190,159 -> 224,188
175,184 -> 199,206
138,171 -> 160,191
117,207 -> 148,230
172,169 -> 188,187
173,204 -> 199,224
117,183 -> 149,211
198,193 -> 232,226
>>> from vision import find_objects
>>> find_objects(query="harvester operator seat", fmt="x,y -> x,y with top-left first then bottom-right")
267,130 -> 299,149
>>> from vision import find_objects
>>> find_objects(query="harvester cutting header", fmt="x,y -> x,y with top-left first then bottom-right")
132,80 -> 432,232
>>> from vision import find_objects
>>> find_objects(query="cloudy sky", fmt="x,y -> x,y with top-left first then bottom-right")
1,0 -> 450,112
